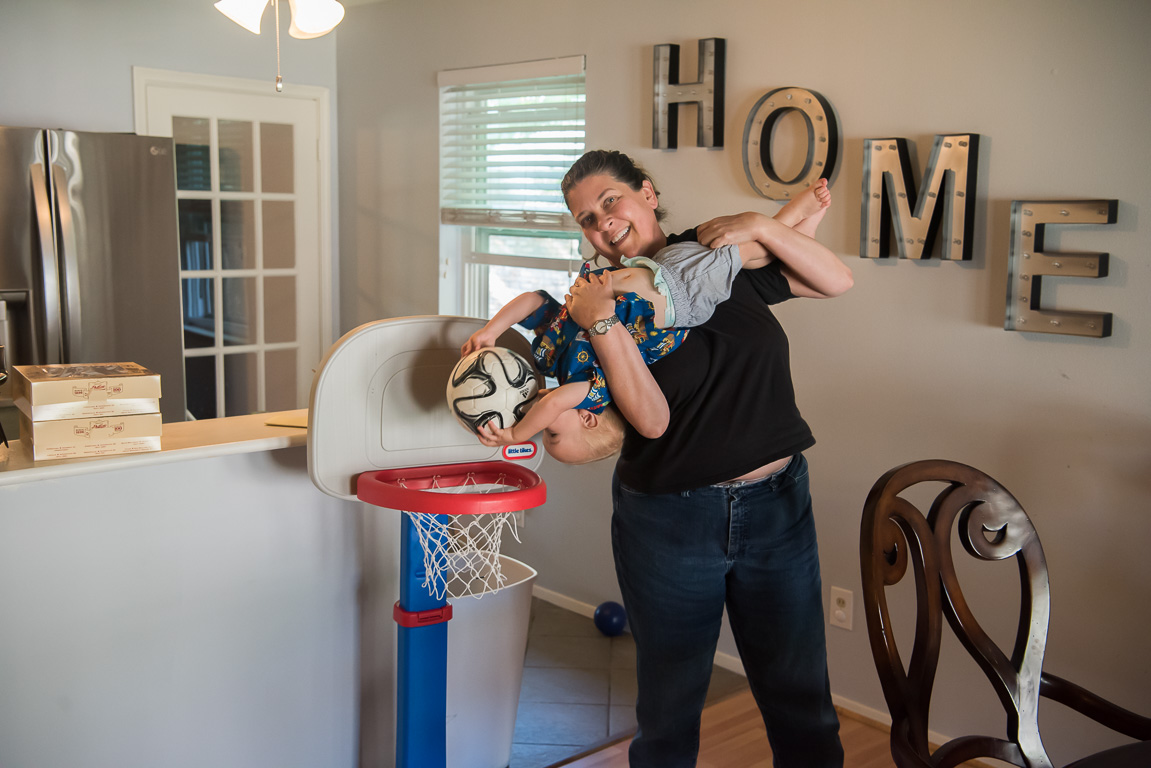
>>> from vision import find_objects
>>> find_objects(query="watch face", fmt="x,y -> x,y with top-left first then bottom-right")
592,316 -> 615,335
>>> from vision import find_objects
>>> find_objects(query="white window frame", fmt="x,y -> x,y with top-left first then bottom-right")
437,57 -> 586,318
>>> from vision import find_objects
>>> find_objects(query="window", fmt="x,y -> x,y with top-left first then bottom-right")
438,57 -> 586,320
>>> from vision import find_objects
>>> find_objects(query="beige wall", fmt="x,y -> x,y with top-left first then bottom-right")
336,0 -> 1151,762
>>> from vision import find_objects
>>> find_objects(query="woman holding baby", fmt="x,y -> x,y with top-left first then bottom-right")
562,149 -> 852,767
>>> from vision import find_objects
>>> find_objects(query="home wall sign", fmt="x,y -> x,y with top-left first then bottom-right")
652,38 -> 725,149
1006,200 -> 1117,338
651,38 -> 1119,340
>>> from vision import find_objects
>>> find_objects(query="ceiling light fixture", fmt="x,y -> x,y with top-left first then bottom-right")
214,0 -> 345,91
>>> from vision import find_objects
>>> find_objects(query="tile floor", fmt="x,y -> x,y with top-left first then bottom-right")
509,598 -> 750,768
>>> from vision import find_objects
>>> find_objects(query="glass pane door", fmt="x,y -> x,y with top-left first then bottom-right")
171,116 -> 301,419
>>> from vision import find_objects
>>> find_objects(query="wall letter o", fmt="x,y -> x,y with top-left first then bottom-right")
742,87 -> 839,201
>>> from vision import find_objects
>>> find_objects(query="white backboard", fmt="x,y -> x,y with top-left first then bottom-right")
307,315 -> 543,501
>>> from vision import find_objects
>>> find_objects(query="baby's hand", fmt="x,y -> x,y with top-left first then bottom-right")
476,420 -> 517,447
461,329 -> 499,357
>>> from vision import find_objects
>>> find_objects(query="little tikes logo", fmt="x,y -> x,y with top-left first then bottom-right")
503,443 -> 537,461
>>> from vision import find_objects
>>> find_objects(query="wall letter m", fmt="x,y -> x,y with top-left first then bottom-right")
861,134 -> 979,260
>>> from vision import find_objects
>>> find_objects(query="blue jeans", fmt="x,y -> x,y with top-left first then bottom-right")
611,454 -> 843,767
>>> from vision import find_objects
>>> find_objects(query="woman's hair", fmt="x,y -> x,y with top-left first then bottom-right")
562,150 -> 667,222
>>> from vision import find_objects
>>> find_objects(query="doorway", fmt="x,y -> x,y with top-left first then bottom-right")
132,67 -> 332,418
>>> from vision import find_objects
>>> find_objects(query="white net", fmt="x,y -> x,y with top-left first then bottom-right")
398,472 -> 524,600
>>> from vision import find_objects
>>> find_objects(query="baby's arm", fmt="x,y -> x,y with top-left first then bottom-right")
475,381 -> 590,447
461,291 -> 547,356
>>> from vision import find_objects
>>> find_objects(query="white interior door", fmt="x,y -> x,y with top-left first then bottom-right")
133,69 -> 331,419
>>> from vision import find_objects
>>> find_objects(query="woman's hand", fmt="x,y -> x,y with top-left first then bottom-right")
696,212 -> 768,249
565,272 -> 617,329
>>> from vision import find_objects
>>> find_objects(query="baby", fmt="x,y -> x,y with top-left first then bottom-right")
461,180 -> 831,464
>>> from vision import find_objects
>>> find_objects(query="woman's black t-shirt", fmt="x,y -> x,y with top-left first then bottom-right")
615,230 -> 815,494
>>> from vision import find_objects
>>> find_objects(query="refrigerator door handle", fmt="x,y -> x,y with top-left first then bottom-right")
29,162 -> 62,364
51,162 -> 83,361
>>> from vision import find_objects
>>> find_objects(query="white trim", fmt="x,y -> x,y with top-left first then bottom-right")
532,586 -> 958,748
131,66 -> 334,355
531,585 -> 599,617
464,251 -> 577,272
441,207 -> 578,232
437,55 -> 585,87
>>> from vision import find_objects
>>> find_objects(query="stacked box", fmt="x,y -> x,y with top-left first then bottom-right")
11,362 -> 163,460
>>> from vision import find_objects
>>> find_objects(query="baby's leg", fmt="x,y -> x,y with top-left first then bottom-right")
773,178 -> 832,235
609,267 -> 669,326
738,240 -> 771,270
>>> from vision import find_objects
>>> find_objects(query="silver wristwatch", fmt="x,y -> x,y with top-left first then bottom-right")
588,315 -> 620,336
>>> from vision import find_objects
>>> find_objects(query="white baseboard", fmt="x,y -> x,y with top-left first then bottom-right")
529,587 -> 962,746
532,585 -> 599,618
832,693 -> 892,727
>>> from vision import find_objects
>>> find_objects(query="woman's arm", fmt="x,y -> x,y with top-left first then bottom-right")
696,213 -> 853,299
461,291 -> 547,356
566,272 -> 669,438
475,382 -> 589,447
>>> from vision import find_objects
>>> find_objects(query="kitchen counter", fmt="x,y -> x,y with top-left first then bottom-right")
0,406 -> 357,768
0,408 -> 309,487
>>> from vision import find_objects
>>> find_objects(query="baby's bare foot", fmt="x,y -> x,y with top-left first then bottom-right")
775,178 -> 831,230
792,179 -> 831,237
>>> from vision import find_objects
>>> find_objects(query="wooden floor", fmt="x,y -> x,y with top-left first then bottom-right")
558,690 -> 896,768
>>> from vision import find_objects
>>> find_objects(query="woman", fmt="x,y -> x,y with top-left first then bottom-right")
562,150 -> 852,767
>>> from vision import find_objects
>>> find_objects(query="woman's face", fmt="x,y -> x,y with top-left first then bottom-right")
566,173 -> 665,265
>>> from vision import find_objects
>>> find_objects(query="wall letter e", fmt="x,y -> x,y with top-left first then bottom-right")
1006,200 -> 1117,338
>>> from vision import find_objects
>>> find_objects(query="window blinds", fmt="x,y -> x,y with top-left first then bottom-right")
440,63 -> 585,231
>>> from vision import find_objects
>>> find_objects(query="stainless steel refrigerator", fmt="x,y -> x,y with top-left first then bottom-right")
0,126 -> 186,424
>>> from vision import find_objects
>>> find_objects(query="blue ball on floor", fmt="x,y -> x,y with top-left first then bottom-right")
593,601 -> 627,636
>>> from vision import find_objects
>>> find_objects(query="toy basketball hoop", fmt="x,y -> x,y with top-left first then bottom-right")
359,462 -> 546,768
358,461 -> 546,600
307,316 -> 548,768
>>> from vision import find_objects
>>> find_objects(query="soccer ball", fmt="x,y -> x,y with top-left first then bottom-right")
447,346 -> 539,435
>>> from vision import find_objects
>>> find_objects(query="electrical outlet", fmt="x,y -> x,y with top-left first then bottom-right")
830,587 -> 853,630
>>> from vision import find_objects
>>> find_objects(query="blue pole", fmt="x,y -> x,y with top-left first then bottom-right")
396,512 -> 450,768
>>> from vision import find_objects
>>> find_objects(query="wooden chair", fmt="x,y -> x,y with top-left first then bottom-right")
859,459 -> 1151,768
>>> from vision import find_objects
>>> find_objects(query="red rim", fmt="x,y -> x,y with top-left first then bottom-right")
356,461 -> 546,515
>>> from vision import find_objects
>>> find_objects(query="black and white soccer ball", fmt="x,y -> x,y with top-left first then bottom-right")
447,346 -> 539,435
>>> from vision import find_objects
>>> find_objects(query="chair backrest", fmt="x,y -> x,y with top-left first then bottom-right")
860,459 -> 1052,768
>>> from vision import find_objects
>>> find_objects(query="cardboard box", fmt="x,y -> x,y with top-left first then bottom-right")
19,410 -> 162,461
12,362 -> 161,421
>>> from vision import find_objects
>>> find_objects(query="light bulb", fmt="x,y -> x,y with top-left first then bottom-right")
214,0 -> 270,34
287,0 -> 345,39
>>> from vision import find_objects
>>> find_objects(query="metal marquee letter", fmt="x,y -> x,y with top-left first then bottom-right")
1005,200 -> 1117,338
652,38 -> 725,150
741,86 -> 840,201
860,134 -> 980,260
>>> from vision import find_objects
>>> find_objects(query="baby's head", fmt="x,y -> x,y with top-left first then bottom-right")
542,405 -> 625,465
